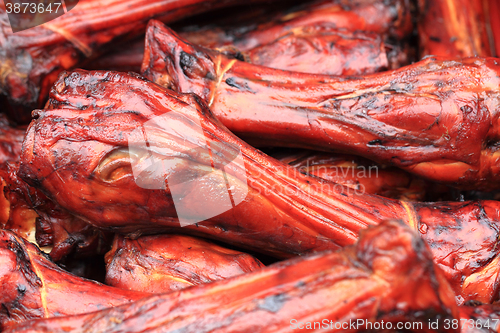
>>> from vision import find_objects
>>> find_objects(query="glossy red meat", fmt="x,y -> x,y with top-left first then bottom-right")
0,229 -> 149,330
486,0 -> 500,57
0,163 -> 38,246
0,162 -> 111,261
0,114 -> 25,164
278,150 -> 430,201
94,26 -> 401,76
142,21 -> 500,190
414,201 -> 500,305
242,27 -> 400,75
227,0 -> 413,51
17,69 -> 500,304
21,71 -> 409,256
4,221 -> 460,333
105,234 -> 264,293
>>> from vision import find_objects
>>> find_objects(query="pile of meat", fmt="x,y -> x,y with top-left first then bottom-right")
1,0 -> 500,332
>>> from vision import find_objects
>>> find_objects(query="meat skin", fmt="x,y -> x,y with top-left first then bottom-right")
0,229 -> 149,330
105,234 -> 264,293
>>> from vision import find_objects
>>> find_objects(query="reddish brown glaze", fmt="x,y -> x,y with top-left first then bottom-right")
176,0 -> 412,52
278,150 -> 429,201
0,229 -> 149,330
4,221 -> 459,333
105,234 -> 264,293
20,69 -> 406,257
243,27 -> 398,75
94,27 -> 399,76
142,22 -> 500,190
0,163 -> 39,246
92,0 -> 412,75
0,162 -> 111,261
88,38 -> 146,72
0,0 -> 266,124
17,69 -> 500,304
417,0 -> 493,58
414,201 -> 500,305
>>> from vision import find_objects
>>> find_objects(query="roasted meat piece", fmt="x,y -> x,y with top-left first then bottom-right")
0,114 -> 25,164
3,221 -> 459,333
0,229 -> 149,330
414,201 -> 500,305
0,0 -> 268,124
224,0 -> 412,72
18,69 -> 500,304
0,163 -> 39,246
105,234 -> 264,293
417,0 -> 493,58
0,162 -> 111,261
142,21 -> 500,190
